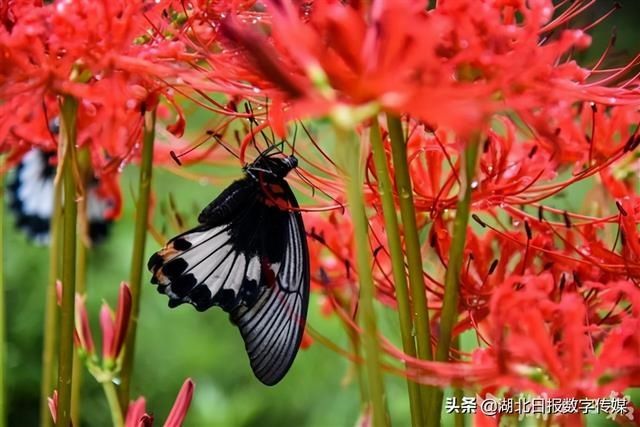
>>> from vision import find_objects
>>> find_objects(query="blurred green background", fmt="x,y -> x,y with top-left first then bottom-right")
5,1 -> 640,426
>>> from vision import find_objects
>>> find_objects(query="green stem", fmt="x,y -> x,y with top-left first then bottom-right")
71,147 -> 91,426
346,324 -> 368,405
57,96 -> 79,427
102,381 -> 124,427
370,122 -> 423,426
386,115 -> 434,422
429,134 -> 481,426
0,158 -> 6,427
40,160 -> 63,427
119,109 -> 156,411
453,335 -> 465,427
336,127 -> 389,427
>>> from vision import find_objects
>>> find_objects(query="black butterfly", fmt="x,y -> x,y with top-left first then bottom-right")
148,153 -> 310,386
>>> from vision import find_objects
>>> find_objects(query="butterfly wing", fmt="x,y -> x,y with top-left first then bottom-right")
148,177 -> 309,385
8,148 -> 112,245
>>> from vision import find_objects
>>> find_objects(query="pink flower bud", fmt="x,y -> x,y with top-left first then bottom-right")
100,282 -> 132,361
99,303 -> 115,361
112,282 -> 132,359
48,390 -> 58,424
74,294 -> 95,355
164,378 -> 195,427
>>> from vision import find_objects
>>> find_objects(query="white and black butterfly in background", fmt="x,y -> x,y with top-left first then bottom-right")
148,151 -> 310,386
8,148 -> 113,245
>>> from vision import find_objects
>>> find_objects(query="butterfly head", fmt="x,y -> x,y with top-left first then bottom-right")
245,155 -> 298,181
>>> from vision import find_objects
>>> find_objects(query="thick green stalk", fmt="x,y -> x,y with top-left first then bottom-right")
453,335 -> 465,427
119,109 -> 156,411
386,115 -> 434,422
0,159 -> 6,427
102,381 -> 124,427
336,127 -> 389,427
70,344 -> 82,426
71,147 -> 91,426
386,116 -> 433,359
57,96 -> 79,427
369,122 -> 423,426
40,161 -> 63,427
429,135 -> 481,425
346,323 -> 368,405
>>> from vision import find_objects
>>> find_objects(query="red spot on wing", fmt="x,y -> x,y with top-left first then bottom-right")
260,257 -> 277,288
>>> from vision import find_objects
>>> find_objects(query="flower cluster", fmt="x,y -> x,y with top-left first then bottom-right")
158,0 -> 640,418
0,0 -> 207,202
192,0 -> 639,133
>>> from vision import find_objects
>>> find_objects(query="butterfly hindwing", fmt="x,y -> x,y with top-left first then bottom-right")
230,181 -> 309,385
148,172 -> 309,385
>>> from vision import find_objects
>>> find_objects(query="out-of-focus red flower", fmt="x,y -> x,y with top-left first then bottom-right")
200,0 -> 640,134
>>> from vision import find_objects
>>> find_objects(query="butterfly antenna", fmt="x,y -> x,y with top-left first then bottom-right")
256,118 -> 276,151
245,102 -> 279,159
273,140 -> 286,156
244,102 -> 262,153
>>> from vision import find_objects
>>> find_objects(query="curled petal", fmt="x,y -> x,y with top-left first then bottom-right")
165,96 -> 186,138
138,414 -> 154,427
164,378 -> 195,427
125,397 -> 148,427
112,282 -> 132,359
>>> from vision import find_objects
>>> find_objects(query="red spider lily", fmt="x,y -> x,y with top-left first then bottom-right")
0,0 -> 202,177
124,378 -> 195,427
306,209 -> 403,319
193,0 -> 640,134
473,277 -> 640,397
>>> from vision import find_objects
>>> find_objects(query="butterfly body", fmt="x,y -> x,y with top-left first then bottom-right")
148,155 -> 309,385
